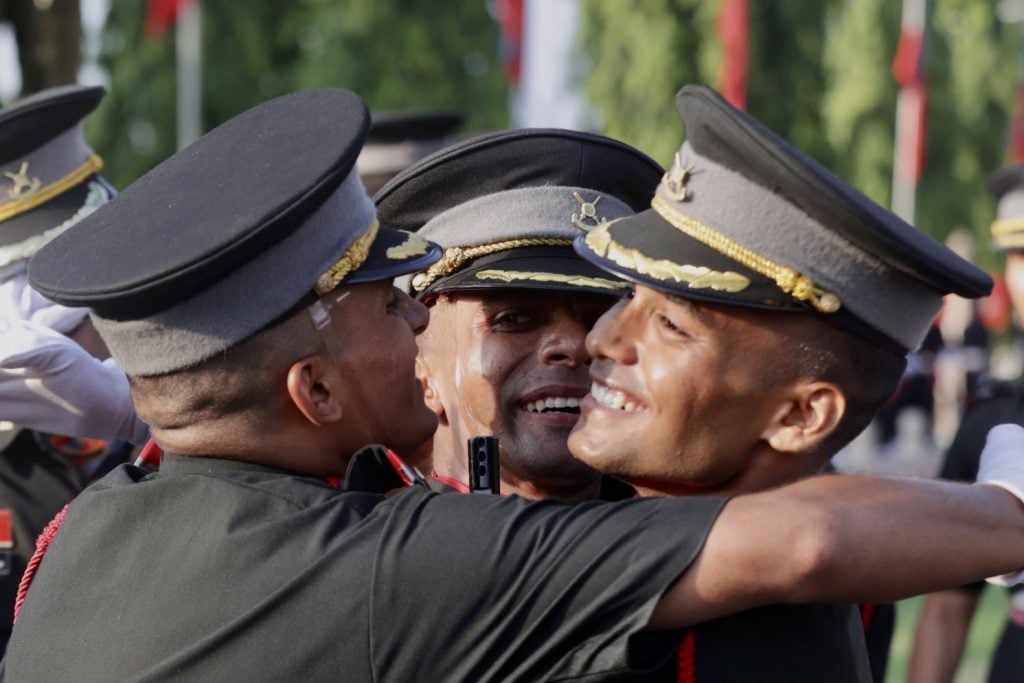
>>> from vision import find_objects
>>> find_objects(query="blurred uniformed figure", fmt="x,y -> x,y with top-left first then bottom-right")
908,164 -> 1024,683
0,84 -> 137,653
566,85 -> 993,682
8,87 -> 1024,682
375,128 -> 661,500
357,110 -> 464,196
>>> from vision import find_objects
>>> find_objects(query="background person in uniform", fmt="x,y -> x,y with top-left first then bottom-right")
567,85 -> 993,682
908,163 -> 1024,683
375,128 -> 661,500
0,84 -> 137,653
8,88 -> 1024,682
356,110 -> 464,196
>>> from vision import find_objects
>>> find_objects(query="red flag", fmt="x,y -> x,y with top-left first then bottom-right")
145,0 -> 194,39
1008,82 -> 1024,163
495,0 -> 524,86
892,0 -> 928,184
717,0 -> 748,111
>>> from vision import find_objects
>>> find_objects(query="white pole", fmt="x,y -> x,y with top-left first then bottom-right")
176,0 -> 202,150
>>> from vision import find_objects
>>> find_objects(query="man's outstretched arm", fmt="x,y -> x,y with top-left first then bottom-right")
650,426 -> 1024,629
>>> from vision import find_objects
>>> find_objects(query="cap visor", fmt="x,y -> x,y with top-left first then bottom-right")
345,225 -> 443,284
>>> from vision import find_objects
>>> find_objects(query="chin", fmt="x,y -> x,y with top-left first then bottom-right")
566,430 -> 607,470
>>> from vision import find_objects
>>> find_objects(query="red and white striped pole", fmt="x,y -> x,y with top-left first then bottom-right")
891,0 -> 928,224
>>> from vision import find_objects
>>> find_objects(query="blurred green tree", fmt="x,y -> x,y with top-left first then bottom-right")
87,0 -> 509,189
578,0 -> 838,167
579,0 -> 1022,253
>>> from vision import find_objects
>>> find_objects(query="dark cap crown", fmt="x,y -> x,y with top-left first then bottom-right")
28,88 -> 440,376
375,128 -> 663,232
575,85 -> 992,353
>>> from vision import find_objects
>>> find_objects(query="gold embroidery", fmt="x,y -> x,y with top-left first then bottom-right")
0,155 -> 103,222
4,162 -> 41,199
315,218 -> 379,294
386,232 -> 430,260
0,181 -> 112,268
992,216 -> 1024,245
584,224 -> 750,292
650,195 -> 841,313
662,151 -> 695,202
410,237 -> 573,292
474,269 -> 627,291
571,192 -> 605,231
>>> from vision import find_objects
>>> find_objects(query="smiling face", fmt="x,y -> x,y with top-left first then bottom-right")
568,285 -> 808,495
417,289 -> 614,497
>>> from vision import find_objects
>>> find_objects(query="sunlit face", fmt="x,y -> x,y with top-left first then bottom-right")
317,280 -> 438,458
420,289 -> 614,489
568,285 -> 789,493
1005,252 -> 1024,323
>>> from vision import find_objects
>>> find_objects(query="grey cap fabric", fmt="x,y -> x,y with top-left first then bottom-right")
376,128 -> 664,300
576,85 -> 992,353
409,186 -> 635,296
28,89 -> 441,376
0,85 -> 116,280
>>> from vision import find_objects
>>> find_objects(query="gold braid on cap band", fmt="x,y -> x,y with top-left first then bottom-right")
651,194 -> 842,314
410,237 -> 573,292
0,155 -> 104,222
315,218 -> 379,295
991,217 -> 1024,249
474,269 -> 628,291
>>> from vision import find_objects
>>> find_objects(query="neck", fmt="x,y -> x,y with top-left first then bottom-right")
148,415 -> 351,478
633,447 -> 830,498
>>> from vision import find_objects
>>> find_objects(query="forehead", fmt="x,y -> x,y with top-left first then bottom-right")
638,284 -> 787,337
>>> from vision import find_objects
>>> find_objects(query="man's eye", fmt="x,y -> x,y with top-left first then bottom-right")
621,287 -> 636,301
657,314 -> 683,335
492,311 -> 531,328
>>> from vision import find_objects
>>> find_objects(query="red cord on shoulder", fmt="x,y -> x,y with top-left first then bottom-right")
677,630 -> 696,682
13,504 -> 68,624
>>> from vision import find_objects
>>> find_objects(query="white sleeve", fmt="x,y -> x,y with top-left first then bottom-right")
0,317 -> 149,444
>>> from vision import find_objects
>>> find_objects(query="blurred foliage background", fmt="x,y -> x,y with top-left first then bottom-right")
3,0 -> 1023,263
580,0 -> 1021,265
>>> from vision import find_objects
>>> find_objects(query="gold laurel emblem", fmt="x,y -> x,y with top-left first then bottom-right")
662,151 -> 695,202
571,192 -> 606,231
4,162 -> 42,200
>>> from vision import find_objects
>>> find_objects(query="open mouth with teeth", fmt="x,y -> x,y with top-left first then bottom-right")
523,397 -> 582,414
591,382 -> 644,412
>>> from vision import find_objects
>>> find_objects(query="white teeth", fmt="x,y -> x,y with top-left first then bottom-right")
590,382 -> 641,412
524,395 -> 583,413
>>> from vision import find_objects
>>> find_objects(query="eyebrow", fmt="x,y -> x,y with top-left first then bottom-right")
663,292 -> 714,325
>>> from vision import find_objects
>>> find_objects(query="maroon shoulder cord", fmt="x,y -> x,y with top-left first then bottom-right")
13,504 -> 68,623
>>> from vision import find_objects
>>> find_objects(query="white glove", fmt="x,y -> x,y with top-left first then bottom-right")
0,317 -> 149,444
977,423 -> 1024,586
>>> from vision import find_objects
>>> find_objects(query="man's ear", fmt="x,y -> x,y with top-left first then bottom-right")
415,355 -> 448,423
286,355 -> 344,426
762,382 -> 845,454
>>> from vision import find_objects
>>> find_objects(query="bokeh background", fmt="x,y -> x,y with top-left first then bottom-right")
3,2 -> 1023,681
